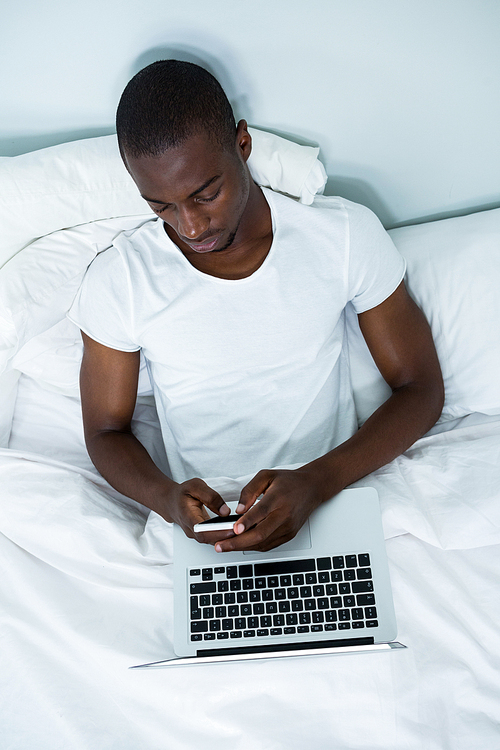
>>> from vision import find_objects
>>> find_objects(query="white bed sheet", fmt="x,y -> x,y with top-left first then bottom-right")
2,368 -> 500,750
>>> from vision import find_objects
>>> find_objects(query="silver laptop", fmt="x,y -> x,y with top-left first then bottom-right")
131,487 -> 405,668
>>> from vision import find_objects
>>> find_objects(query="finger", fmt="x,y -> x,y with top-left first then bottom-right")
215,514 -> 291,553
195,527 -> 236,546
236,470 -> 274,514
182,478 -> 231,516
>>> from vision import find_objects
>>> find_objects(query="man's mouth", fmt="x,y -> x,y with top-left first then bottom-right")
187,235 -> 221,253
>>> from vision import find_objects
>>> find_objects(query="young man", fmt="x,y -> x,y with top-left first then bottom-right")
69,60 -> 444,554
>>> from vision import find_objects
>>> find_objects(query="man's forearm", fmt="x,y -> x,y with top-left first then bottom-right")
304,380 -> 444,502
85,429 -> 174,515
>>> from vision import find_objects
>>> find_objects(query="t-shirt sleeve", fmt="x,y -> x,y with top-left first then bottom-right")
67,246 -> 140,352
345,200 -> 406,314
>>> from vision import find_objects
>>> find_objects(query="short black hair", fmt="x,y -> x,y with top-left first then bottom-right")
116,60 -> 237,159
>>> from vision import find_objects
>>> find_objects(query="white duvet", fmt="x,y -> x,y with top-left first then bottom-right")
1,399 -> 500,749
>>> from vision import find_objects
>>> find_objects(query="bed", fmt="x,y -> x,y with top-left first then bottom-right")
1,131 -> 499,750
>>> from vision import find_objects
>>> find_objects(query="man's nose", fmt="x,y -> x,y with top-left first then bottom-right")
177,206 -> 209,240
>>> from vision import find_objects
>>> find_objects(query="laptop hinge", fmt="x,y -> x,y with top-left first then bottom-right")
197,636 -> 375,658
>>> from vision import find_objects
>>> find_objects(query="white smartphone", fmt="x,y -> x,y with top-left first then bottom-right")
193,514 -> 242,533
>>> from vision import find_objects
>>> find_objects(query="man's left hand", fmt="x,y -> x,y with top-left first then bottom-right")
214,467 -> 326,553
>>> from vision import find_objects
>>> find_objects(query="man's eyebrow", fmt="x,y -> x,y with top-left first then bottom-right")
142,175 -> 221,205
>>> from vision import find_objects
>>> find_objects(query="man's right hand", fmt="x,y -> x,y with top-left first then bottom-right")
159,477 -> 236,546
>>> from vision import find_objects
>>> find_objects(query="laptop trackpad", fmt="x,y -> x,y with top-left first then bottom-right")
243,518 -> 312,555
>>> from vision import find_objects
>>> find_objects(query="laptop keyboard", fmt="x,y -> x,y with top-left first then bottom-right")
188,554 -> 377,643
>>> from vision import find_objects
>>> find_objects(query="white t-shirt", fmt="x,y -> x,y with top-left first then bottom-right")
69,188 -> 405,482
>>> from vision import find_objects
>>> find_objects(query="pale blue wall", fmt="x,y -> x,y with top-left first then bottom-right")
1,0 -> 499,227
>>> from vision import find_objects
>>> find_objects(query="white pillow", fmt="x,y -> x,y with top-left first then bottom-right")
0,129 -> 326,268
348,207 -> 500,423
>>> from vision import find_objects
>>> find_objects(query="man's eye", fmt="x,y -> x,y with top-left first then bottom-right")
199,188 -> 221,203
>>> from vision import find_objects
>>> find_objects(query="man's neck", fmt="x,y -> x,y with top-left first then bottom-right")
166,183 -> 273,281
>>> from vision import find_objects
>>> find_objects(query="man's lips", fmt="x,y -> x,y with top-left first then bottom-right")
186,235 -> 220,253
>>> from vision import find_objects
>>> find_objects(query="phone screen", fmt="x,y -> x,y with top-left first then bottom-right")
193,514 -> 243,533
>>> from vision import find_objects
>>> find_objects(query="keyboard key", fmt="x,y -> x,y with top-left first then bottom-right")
190,569 -> 201,576
222,619 -> 233,630
358,554 -> 370,566
273,615 -> 285,627
317,557 -> 332,570
191,621 -> 208,632
235,618 -> 246,630
356,594 -> 376,606
352,608 -> 364,620
202,569 -> 213,581
365,607 -> 377,619
352,581 -> 374,594
244,630 -> 255,638
237,591 -> 248,603
217,632 -> 229,639
293,574 -> 305,586
243,578 -> 253,590
239,565 -> 253,578
345,555 -> 357,568
260,616 -> 272,628
305,573 -> 317,584
305,599 -> 316,611
255,578 -> 266,588
317,598 -> 329,609
318,572 -> 330,583
339,583 -> 351,595
230,631 -> 243,638
297,626 -> 310,633
257,629 -> 269,637
366,620 -> 379,628
228,605 -> 239,617
262,590 -> 274,601
210,620 -> 221,631
311,625 -> 323,632
286,613 -> 298,626
254,559 -> 315,576
343,596 -> 355,608
250,591 -> 261,602
331,571 -> 343,582
338,622 -> 351,630
214,567 -> 225,575
325,623 -> 337,631
312,611 -> 324,623
343,569 -> 356,581
332,556 -> 345,569
284,627 -> 296,634
291,600 -> 303,611
204,632 -> 216,640
230,580 -> 241,591
202,607 -> 214,619
215,606 -> 226,618
270,628 -> 282,636
275,588 -> 286,600
226,566 -> 237,579
248,617 -> 259,628
352,621 -> 365,629
253,603 -> 264,615
299,612 -> 311,624
357,568 -> 372,580
339,609 -> 350,621
326,584 -> 338,596
268,577 -> 279,588
191,633 -> 203,641
313,585 -> 325,597
280,575 -> 292,587
218,580 -> 229,592
330,597 -> 342,608
224,593 -> 236,604
191,609 -> 202,620
241,604 -> 252,616
279,600 -> 291,613
190,582 -> 216,594
300,586 -> 312,598
325,610 -> 337,622
265,602 -> 278,614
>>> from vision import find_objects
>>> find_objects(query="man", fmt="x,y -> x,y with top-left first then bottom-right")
69,60 -> 444,554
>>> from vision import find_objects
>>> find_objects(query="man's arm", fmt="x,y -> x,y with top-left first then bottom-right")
215,281 -> 445,552
79,332 -> 232,541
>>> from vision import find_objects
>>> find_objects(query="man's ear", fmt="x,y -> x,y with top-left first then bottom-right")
235,119 -> 252,163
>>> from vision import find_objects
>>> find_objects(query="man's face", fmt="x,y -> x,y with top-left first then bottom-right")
123,126 -> 252,258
